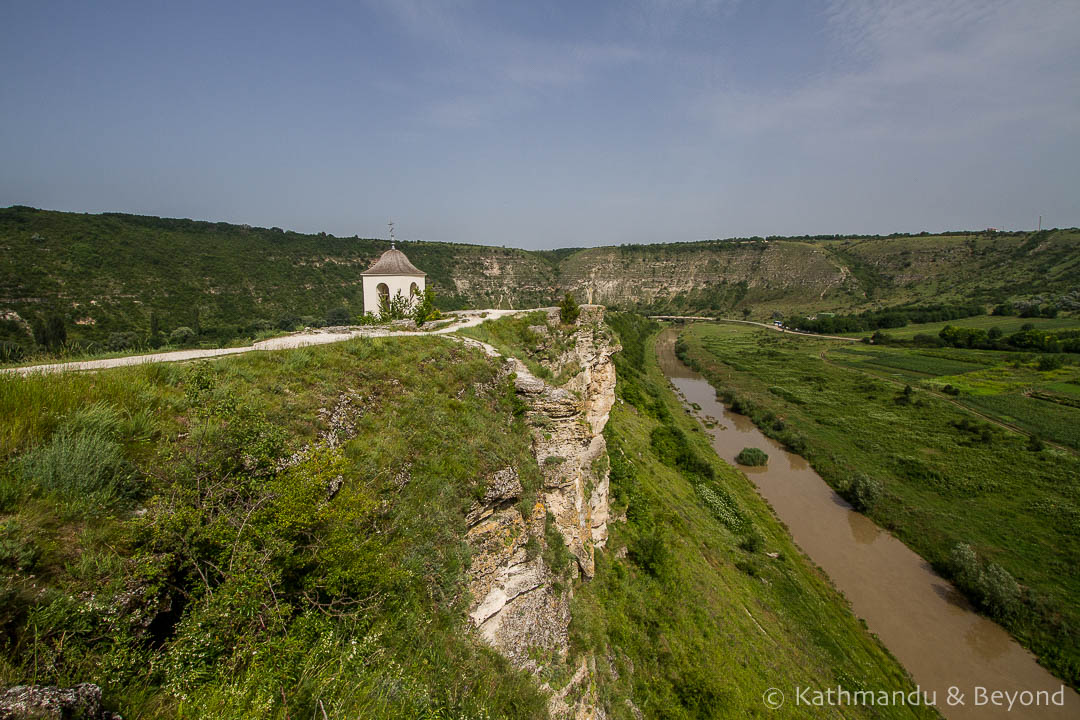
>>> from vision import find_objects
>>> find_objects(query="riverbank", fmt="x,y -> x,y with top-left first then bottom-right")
671,321 -> 1080,696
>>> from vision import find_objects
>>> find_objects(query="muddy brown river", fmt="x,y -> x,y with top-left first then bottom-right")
656,328 -> 1077,719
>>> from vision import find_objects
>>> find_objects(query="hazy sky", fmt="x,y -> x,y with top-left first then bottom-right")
2,0 -> 1078,248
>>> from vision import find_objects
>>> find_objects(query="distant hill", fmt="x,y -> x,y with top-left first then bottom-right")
2,205 -> 1077,353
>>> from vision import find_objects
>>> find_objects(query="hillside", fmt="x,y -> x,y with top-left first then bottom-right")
0,312 -> 935,718
2,206 -> 1078,359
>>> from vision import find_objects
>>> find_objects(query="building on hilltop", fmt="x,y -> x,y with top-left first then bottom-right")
361,228 -> 426,316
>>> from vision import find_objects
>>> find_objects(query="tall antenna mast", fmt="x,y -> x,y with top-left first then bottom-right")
388,220 -> 396,249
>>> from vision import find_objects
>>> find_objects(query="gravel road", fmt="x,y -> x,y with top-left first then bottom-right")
3,309 -> 532,377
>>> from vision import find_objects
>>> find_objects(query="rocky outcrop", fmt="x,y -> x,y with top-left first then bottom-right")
463,306 -> 618,719
0,684 -> 121,720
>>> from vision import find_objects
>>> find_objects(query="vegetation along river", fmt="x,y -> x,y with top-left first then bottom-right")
656,327 -> 1077,719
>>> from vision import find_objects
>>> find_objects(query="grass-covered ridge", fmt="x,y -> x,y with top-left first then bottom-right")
0,336 -> 549,718
4,205 -> 1078,364
678,322 -> 1080,688
567,313 -> 935,719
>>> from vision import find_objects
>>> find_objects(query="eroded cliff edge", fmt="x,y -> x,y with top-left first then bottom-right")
463,306 -> 618,719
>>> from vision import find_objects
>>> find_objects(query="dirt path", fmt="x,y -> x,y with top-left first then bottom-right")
2,309 -> 533,377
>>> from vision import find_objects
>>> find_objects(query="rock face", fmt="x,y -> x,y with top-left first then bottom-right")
0,684 -> 120,720
464,306 -> 618,719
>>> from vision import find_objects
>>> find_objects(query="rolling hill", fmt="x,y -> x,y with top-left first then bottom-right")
2,205 -> 1077,356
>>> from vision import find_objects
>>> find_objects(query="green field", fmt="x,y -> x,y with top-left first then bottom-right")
830,347 -> 988,378
840,314 -> 1080,340
680,322 -> 1080,688
960,393 -> 1080,451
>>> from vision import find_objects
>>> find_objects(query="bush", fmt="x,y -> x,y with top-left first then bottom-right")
412,289 -> 442,327
170,326 -> 196,346
324,307 -> 351,326
949,543 -> 1022,618
630,525 -> 670,578
729,396 -> 755,416
559,293 -> 580,325
735,447 -> 768,466
379,290 -> 411,322
739,530 -> 765,553
276,314 -> 302,331
107,331 -> 139,351
846,473 -> 882,512
1038,355 -> 1064,372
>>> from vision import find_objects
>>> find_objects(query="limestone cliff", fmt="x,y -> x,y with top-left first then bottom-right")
463,306 -> 618,719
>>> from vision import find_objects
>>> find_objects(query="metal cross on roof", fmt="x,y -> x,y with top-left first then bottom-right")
388,220 -> 396,249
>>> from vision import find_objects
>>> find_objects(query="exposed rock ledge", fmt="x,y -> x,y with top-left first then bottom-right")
460,305 -> 618,720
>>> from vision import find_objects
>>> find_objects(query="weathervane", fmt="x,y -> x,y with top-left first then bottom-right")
388,220 -> 396,249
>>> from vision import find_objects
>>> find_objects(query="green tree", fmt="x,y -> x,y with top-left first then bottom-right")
378,290 -> 411,322
559,293 -> 580,325
412,289 -> 441,327
170,326 -> 196,346
325,307 -> 352,326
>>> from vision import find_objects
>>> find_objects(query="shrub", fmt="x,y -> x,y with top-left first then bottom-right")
729,397 -> 754,416
170,326 -> 196,346
378,290 -> 411,322
1038,355 -> 1064,372
739,530 -> 765,553
1027,434 -> 1045,452
542,512 -> 573,577
981,562 -> 1022,616
412,289 -> 442,327
846,473 -> 883,512
559,293 -> 580,325
276,314 -> 302,331
324,307 -> 351,326
949,543 -> 1023,618
630,525 -> 669,578
107,331 -> 139,351
735,447 -> 768,466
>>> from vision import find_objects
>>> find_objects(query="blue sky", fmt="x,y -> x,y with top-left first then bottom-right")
2,0 -> 1078,248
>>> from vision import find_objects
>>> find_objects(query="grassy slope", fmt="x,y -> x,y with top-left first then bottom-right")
568,314 -> 934,719
0,206 -> 559,351
679,322 -> 1080,687
0,337 -> 549,718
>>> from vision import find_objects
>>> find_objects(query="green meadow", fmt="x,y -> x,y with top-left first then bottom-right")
840,314 -> 1080,340
678,322 -> 1080,688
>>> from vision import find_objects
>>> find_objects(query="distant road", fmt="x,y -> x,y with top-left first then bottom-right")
3,309 -> 531,377
649,316 -> 859,342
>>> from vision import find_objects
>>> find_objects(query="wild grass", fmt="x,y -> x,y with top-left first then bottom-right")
0,336 -> 548,718
456,310 -> 581,383
961,393 -> 1080,451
